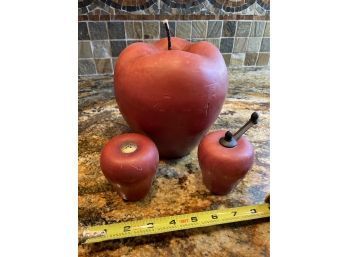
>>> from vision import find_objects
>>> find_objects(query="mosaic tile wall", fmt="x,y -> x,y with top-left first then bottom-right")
78,0 -> 270,76
79,20 -> 270,76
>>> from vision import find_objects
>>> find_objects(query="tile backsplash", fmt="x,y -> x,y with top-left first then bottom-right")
78,0 -> 270,76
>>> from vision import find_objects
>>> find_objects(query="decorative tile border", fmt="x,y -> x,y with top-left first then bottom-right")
78,0 -> 270,20
78,19 -> 270,76
78,14 -> 270,21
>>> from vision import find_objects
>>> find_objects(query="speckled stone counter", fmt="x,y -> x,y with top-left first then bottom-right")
78,68 -> 270,257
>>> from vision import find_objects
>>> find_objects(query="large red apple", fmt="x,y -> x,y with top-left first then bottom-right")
198,131 -> 254,195
100,133 -> 159,201
114,37 -> 228,158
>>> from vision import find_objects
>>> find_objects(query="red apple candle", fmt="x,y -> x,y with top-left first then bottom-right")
114,20 -> 228,158
100,133 -> 159,201
198,112 -> 259,195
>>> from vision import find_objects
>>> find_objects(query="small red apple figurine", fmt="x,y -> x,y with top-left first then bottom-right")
100,133 -> 159,201
198,112 -> 259,195
114,21 -> 228,158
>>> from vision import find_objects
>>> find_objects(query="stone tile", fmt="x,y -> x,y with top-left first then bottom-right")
191,38 -> 204,43
160,21 -> 176,38
244,53 -> 258,66
110,40 -> 127,57
243,4 -> 255,15
108,21 -> 125,39
220,38 -> 234,53
78,41 -> 93,58
231,53 -> 245,67
260,38 -> 270,52
95,59 -> 113,74
263,22 -> 270,37
207,21 -> 222,38
143,21 -> 159,39
236,21 -> 252,37
233,38 -> 248,53
99,10 -> 109,16
206,38 -> 220,48
125,21 -> 143,39
112,58 -> 118,69
192,21 -> 207,38
88,22 -> 108,40
176,21 -> 191,39
256,53 -> 270,66
78,22 -> 89,40
78,59 -> 96,75
246,37 -> 262,52
144,39 -> 156,44
222,54 -> 231,67
91,40 -> 111,58
255,3 -> 266,15
126,40 -> 143,46
222,21 -> 236,37
250,21 -> 266,37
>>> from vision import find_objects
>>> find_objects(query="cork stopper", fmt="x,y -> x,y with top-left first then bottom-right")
120,142 -> 138,153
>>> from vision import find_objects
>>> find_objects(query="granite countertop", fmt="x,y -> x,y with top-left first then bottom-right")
78,68 -> 270,257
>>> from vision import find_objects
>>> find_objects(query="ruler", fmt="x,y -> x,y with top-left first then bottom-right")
80,203 -> 270,244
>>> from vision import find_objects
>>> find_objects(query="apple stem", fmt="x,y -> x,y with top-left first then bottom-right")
162,19 -> 171,50
233,112 -> 259,141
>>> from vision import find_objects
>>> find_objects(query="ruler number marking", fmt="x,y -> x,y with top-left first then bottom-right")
211,214 -> 218,219
191,216 -> 198,222
123,226 -> 131,232
232,211 -> 237,216
169,220 -> 176,225
250,208 -> 257,214
147,222 -> 154,228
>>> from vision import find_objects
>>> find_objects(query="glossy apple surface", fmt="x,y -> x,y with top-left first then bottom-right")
115,37 -> 228,158
198,130 -> 254,195
100,133 -> 159,201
